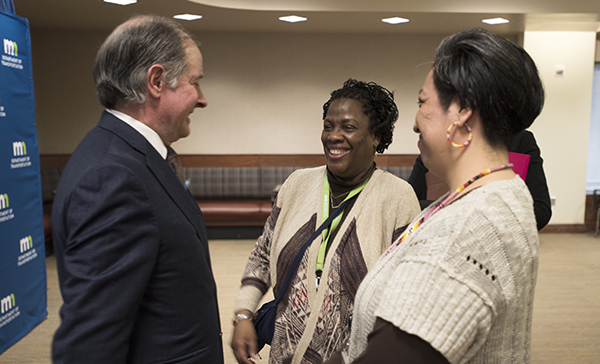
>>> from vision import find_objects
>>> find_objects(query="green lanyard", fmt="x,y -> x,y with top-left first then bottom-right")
317,176 -> 368,271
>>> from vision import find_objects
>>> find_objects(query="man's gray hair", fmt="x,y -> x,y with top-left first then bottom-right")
93,14 -> 198,109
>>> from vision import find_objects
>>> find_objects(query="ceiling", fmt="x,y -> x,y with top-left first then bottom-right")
10,0 -> 600,35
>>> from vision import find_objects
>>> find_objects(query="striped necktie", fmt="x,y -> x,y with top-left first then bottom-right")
166,147 -> 185,186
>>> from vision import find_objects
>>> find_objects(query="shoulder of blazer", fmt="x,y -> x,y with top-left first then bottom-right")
97,111 -> 153,156
96,112 -> 208,241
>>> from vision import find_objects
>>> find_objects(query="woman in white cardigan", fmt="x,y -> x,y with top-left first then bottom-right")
330,28 -> 545,364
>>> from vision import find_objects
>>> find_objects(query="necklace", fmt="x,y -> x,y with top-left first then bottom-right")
330,188 -> 351,209
378,163 -> 514,263
318,177 -> 369,272
330,188 -> 351,200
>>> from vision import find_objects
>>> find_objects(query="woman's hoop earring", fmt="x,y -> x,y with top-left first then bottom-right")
447,121 -> 473,148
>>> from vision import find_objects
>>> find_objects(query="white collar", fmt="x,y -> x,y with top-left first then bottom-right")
106,109 -> 168,159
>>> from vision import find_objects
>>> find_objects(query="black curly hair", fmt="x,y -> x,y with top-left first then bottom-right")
322,79 -> 398,153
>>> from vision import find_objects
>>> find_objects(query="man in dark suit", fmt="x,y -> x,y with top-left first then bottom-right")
51,14 -> 224,364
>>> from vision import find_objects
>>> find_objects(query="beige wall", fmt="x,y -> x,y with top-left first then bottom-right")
524,31 -> 597,225
30,28 -> 595,225
31,29 -> 447,155
32,29 -> 106,153
177,32 -> 448,155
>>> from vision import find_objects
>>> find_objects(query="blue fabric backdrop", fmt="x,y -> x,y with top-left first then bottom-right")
0,9 -> 48,355
0,0 -> 15,13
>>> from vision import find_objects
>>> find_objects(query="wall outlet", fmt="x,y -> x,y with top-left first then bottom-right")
551,196 -> 556,206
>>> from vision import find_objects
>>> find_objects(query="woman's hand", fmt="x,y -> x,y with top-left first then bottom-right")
231,313 -> 258,364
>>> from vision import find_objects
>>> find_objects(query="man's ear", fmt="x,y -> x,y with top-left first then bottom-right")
146,64 -> 165,99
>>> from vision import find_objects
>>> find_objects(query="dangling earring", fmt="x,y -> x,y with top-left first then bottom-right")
447,121 -> 473,148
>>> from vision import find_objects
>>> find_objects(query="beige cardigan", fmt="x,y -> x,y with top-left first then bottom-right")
234,166 -> 420,364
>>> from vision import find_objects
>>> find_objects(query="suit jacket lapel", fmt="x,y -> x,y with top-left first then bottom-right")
146,150 -> 208,243
97,112 -> 209,246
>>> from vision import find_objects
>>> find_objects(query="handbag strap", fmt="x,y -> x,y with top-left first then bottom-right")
272,195 -> 356,305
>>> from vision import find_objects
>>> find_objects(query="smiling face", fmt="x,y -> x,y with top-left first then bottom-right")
159,43 -> 207,145
322,98 -> 379,183
414,70 -> 460,176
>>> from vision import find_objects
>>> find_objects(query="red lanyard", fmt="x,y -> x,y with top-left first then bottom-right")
378,163 -> 514,263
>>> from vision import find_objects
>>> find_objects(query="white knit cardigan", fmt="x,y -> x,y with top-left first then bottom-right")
344,176 -> 539,364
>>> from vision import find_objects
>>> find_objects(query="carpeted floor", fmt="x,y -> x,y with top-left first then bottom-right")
1,233 -> 599,363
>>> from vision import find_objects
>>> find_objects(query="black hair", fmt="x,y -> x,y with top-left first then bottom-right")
433,28 -> 544,147
322,79 -> 398,153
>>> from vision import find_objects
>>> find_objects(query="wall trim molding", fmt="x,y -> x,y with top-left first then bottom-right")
540,224 -> 589,233
40,154 -> 419,168
39,154 -> 595,233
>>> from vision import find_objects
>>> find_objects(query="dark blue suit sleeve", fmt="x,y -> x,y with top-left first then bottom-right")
53,164 -> 159,363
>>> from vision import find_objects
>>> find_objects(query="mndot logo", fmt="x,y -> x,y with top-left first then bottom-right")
10,142 -> 32,169
18,234 -> 38,266
2,39 -> 23,70
1,294 -> 15,314
13,141 -> 26,156
0,192 -> 14,223
20,235 -> 33,253
0,193 -> 8,209
3,39 -> 17,56
0,293 -> 19,329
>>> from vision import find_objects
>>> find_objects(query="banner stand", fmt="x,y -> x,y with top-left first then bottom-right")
0,9 -> 48,354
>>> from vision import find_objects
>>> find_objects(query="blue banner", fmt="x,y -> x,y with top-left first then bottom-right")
0,9 -> 47,354
0,0 -> 15,14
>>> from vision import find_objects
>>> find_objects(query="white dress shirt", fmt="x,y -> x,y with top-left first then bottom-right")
106,109 -> 167,159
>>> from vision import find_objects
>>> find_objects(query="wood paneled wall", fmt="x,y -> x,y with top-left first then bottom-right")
40,154 -> 419,168
41,153 -> 594,233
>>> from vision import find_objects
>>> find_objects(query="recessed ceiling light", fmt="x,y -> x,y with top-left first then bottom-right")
103,0 -> 137,5
174,14 -> 203,21
482,17 -> 510,25
279,15 -> 308,23
381,17 -> 410,25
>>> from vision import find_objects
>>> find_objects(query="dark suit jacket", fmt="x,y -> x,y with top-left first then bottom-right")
52,111 -> 224,364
